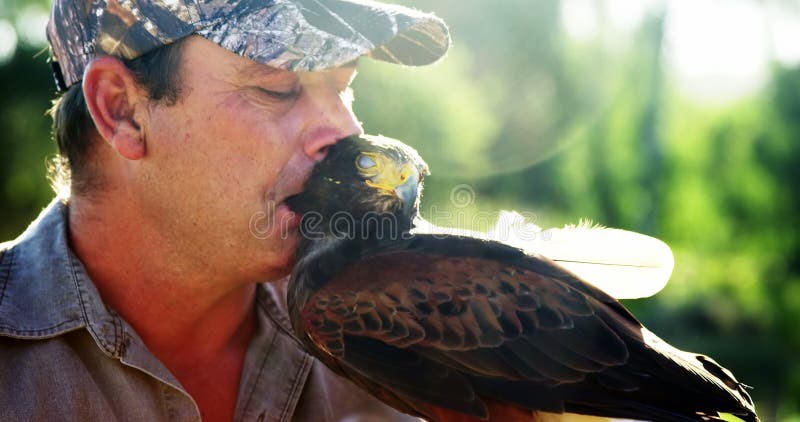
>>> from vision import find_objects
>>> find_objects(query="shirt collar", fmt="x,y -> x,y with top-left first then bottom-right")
0,197 -> 87,339
0,197 -> 130,358
0,197 -> 191,390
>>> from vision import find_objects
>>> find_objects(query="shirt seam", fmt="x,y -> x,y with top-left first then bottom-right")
0,319 -> 82,340
278,352 -> 314,422
111,308 -> 125,355
257,284 -> 305,346
68,253 -> 117,357
256,288 -> 314,422
240,324 -> 280,421
259,284 -> 293,332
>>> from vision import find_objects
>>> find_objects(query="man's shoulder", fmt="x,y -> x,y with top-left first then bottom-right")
0,240 -> 9,279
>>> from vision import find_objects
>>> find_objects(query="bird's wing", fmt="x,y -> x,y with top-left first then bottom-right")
291,234 -> 757,422
293,235 -> 628,419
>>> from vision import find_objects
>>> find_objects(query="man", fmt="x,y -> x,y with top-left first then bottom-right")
0,0 -> 449,420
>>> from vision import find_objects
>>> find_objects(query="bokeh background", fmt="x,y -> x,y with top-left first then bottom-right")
1,0 -> 799,420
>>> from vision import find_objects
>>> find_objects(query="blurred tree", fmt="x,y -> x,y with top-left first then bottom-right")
0,45 -> 56,240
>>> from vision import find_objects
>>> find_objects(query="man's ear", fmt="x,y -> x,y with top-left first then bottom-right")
83,56 -> 146,160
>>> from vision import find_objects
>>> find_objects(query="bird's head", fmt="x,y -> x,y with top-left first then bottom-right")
287,134 -> 429,242
347,134 -> 429,218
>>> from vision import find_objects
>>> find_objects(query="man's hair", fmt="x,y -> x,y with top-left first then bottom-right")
48,39 -> 186,196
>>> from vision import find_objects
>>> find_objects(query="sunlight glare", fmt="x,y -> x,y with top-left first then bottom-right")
561,0 -> 599,41
663,0 -> 769,103
14,6 -> 49,47
0,20 -> 18,64
768,3 -> 800,66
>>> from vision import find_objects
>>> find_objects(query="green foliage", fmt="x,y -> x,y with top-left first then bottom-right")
1,0 -> 798,419
0,45 -> 57,239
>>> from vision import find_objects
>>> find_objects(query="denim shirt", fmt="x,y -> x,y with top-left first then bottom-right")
0,199 -> 418,422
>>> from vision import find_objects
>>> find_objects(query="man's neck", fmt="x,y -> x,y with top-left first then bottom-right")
68,192 -> 258,421
67,193 -> 257,372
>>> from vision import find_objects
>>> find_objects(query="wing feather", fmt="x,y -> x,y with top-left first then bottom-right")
300,238 -> 631,386
343,336 -> 489,418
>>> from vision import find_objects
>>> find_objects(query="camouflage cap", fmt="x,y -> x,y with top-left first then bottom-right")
47,0 -> 451,91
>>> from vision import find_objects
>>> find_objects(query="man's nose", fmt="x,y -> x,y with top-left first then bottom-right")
303,87 -> 363,162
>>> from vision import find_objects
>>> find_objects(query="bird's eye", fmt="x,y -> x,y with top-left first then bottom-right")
399,165 -> 410,181
357,154 -> 377,170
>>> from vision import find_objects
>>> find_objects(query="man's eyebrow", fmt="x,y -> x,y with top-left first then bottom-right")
236,62 -> 287,80
236,58 -> 360,80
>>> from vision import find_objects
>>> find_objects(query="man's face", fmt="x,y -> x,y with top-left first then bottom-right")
136,36 -> 362,283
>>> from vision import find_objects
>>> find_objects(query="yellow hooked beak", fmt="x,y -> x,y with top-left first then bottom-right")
356,152 -> 420,214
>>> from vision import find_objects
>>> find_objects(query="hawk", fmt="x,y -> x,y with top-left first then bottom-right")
285,135 -> 758,422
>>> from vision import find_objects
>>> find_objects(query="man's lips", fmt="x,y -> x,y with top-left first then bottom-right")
282,192 -> 302,213
280,203 -> 300,229
280,191 -> 307,229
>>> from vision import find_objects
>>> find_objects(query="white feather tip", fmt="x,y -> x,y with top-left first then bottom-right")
489,213 -> 674,299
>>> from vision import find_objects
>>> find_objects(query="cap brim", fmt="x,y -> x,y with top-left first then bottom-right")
197,0 -> 450,71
